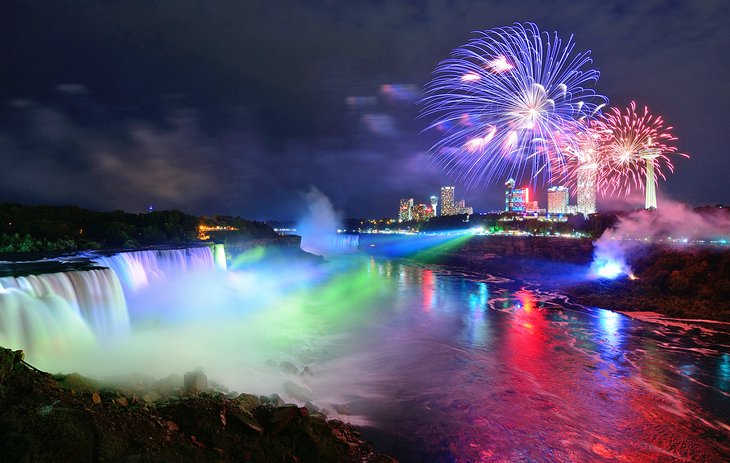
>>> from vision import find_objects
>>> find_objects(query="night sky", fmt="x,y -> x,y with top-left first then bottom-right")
1,0 -> 728,220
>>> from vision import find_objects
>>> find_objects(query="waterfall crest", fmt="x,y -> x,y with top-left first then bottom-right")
91,246 -> 224,293
0,268 -> 128,354
0,245 -> 227,359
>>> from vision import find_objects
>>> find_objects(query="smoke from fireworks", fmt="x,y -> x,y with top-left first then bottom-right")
421,22 -> 607,188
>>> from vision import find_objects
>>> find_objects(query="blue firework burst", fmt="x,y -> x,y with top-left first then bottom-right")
421,22 -> 607,188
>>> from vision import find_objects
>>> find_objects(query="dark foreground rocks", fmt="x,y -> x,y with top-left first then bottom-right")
0,347 -> 395,462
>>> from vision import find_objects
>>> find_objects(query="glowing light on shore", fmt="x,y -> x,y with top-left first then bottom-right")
596,261 -> 623,279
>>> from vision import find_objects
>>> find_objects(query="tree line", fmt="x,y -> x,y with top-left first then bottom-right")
0,203 -> 275,253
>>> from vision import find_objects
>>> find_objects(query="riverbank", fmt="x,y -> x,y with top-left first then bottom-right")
382,235 -> 730,322
0,347 -> 395,462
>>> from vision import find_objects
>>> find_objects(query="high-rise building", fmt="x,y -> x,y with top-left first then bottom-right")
547,186 -> 569,214
411,204 -> 435,222
576,168 -> 597,216
398,198 -> 414,222
430,195 -> 439,216
504,178 -> 528,212
440,186 -> 456,216
455,199 -> 473,215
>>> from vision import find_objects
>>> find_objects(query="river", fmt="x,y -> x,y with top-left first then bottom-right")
3,248 -> 729,462
312,257 -> 730,462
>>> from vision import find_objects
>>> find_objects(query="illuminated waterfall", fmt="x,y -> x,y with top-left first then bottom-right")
0,268 -> 128,355
213,243 -> 228,271
0,245 -> 227,360
91,246 -> 223,293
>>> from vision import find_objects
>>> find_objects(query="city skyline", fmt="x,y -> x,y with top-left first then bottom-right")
0,1 -> 728,220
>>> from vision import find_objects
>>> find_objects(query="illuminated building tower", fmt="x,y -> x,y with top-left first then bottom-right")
412,204 -> 429,221
440,186 -> 456,216
576,167 -> 597,216
455,199 -> 473,215
547,186 -> 569,214
399,198 -> 414,222
505,179 -> 515,211
430,195 -> 439,216
504,178 -> 528,213
640,148 -> 661,210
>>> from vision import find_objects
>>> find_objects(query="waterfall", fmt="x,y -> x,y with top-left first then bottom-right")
0,244 -> 227,360
334,234 -> 360,253
301,234 -> 360,256
91,246 -> 223,293
0,268 -> 128,355
213,243 -> 228,271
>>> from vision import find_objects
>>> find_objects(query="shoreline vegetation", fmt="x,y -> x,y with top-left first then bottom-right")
0,202 -> 276,254
0,347 -> 396,462
416,237 -> 730,322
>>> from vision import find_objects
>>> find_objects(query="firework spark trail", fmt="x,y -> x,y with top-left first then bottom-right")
421,22 -> 607,189
597,101 -> 687,197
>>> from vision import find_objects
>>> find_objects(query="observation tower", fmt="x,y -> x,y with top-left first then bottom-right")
639,147 -> 661,210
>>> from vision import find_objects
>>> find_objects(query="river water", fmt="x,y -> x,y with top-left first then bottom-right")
308,257 -> 730,462
5,250 -> 729,462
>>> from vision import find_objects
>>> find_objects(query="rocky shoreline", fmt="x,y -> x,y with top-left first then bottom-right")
0,347 -> 396,462
399,237 -> 730,322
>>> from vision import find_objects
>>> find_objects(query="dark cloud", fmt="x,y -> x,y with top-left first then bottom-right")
0,0 -> 727,219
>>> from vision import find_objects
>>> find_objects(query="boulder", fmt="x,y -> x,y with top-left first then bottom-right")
284,380 -> 313,402
0,348 -> 23,384
183,371 -> 208,395
279,361 -> 299,375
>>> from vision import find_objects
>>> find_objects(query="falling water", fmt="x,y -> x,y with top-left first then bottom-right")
90,246 -> 222,293
1,243 -> 729,461
0,245 -> 225,363
0,268 -> 127,354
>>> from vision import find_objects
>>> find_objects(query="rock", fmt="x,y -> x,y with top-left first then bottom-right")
267,393 -> 284,407
300,366 -> 314,376
332,403 -> 352,415
55,372 -> 98,393
209,380 -> 229,393
284,380 -> 314,402
279,361 -> 299,375
183,371 -> 208,395
142,391 -> 162,403
268,405 -> 302,435
0,345 -> 395,463
304,401 -> 320,413
233,393 -> 261,412
156,373 -> 183,393
0,348 -> 23,384
230,412 -> 264,436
